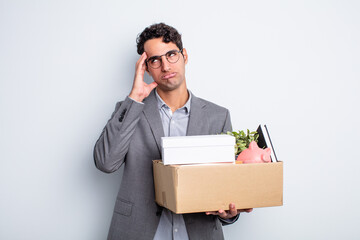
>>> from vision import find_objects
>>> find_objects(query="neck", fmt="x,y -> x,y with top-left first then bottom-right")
156,85 -> 189,113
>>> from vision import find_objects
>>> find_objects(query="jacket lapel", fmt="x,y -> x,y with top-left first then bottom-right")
186,94 -> 209,136
143,90 -> 164,154
143,91 -> 210,152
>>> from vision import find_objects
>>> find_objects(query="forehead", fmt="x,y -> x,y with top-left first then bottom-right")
144,38 -> 178,57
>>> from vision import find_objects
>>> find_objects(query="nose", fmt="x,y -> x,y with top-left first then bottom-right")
160,55 -> 171,72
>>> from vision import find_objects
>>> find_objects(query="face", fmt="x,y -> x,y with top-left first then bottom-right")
144,38 -> 188,92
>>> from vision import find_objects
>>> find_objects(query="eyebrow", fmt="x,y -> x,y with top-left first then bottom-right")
147,49 -> 178,60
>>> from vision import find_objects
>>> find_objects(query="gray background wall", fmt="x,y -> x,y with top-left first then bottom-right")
1,0 -> 359,239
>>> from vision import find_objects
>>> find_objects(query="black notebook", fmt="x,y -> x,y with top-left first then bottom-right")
256,124 -> 278,162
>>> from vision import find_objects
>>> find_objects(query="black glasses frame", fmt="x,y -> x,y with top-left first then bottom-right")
145,49 -> 184,69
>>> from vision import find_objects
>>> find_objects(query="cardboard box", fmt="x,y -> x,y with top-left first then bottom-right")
161,135 -> 235,165
153,160 -> 283,214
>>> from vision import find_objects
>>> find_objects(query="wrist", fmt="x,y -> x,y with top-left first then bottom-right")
129,91 -> 144,102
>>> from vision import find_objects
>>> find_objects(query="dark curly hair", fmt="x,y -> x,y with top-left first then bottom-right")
136,23 -> 183,55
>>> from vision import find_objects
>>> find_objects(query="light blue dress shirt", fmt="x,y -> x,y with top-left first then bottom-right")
153,89 -> 191,240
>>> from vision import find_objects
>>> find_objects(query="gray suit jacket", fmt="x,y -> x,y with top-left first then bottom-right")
94,90 -> 233,240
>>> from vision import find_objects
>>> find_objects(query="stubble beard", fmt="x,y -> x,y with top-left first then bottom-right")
155,76 -> 185,92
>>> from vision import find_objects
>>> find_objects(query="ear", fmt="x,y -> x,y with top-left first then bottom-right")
182,48 -> 188,64
248,141 -> 257,150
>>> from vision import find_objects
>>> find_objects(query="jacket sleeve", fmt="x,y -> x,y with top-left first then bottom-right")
93,96 -> 144,173
219,214 -> 239,226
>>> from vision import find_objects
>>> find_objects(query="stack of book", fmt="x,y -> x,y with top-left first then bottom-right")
161,135 -> 236,165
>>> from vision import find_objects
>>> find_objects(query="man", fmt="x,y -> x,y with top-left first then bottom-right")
94,23 -> 252,240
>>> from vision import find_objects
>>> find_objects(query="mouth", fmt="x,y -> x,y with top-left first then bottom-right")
162,72 -> 177,80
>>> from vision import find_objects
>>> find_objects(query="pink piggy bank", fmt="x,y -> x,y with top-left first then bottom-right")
237,141 -> 271,164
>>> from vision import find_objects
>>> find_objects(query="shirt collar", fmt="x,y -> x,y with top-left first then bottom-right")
155,89 -> 192,114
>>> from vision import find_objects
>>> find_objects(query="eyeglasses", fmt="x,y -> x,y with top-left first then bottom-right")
145,49 -> 183,69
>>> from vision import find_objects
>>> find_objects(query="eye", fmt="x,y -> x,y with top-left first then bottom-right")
167,51 -> 178,58
149,58 -> 159,64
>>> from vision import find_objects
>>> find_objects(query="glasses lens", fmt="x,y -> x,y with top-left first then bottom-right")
166,51 -> 180,63
148,57 -> 161,69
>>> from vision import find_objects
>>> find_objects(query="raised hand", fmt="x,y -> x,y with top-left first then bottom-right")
129,52 -> 158,102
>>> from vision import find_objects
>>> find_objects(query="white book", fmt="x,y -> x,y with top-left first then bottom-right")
161,135 -> 235,165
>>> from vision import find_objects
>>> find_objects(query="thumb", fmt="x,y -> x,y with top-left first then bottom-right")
148,81 -> 158,91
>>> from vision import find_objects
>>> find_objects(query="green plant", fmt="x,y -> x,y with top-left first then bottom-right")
226,129 -> 259,155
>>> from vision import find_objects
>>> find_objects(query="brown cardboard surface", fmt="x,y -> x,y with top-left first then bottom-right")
153,160 -> 283,214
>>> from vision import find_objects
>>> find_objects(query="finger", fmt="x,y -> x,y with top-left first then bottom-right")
237,208 -> 253,214
137,52 -> 147,64
217,209 -> 228,219
206,210 -> 227,218
228,203 -> 237,217
148,81 -> 158,91
205,211 -> 217,215
134,53 -> 147,82
135,53 -> 147,72
140,52 -> 147,66
245,208 -> 253,213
